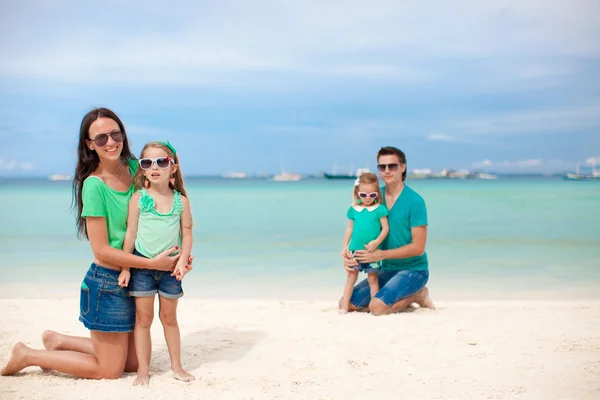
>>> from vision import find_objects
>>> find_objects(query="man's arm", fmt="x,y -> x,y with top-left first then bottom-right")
381,225 -> 427,259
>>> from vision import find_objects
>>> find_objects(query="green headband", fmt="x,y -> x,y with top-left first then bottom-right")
158,140 -> 176,155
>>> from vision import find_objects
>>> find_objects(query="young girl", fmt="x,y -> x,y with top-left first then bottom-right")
118,141 -> 195,386
339,172 -> 389,313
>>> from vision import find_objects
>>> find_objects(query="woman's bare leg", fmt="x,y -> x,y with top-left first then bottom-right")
42,330 -> 137,373
1,331 -> 129,379
339,269 -> 359,314
133,296 -> 154,386
159,297 -> 194,382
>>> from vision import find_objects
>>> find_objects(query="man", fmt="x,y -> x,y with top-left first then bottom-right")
341,146 -> 435,315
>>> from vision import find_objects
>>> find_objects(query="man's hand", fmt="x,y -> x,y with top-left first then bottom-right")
118,270 -> 130,287
354,249 -> 383,264
342,250 -> 359,272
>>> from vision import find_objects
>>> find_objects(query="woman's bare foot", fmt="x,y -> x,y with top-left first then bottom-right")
415,287 -> 436,310
133,373 -> 150,386
173,368 -> 195,382
1,342 -> 30,376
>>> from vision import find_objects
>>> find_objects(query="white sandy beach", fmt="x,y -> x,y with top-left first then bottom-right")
1,297 -> 599,400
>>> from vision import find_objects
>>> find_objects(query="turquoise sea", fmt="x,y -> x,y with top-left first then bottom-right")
0,177 -> 599,300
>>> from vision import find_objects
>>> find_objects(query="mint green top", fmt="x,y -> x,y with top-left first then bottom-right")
135,189 -> 183,258
381,185 -> 429,271
81,159 -> 138,250
346,203 -> 389,251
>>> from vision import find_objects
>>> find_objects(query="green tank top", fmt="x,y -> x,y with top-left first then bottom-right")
134,189 -> 183,258
80,159 -> 138,250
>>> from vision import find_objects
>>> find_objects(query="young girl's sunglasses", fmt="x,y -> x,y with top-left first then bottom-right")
139,157 -> 175,170
358,192 -> 378,198
88,131 -> 124,147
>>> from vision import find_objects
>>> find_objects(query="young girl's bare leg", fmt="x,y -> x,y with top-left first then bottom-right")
158,296 -> 194,382
339,269 -> 359,313
133,296 -> 155,386
367,272 -> 380,298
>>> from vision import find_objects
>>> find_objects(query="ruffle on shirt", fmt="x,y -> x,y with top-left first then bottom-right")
138,189 -> 183,215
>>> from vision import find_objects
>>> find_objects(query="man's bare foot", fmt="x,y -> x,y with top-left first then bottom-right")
133,373 -> 150,386
338,308 -> 348,314
173,368 -> 195,382
1,342 -> 30,376
415,287 -> 436,310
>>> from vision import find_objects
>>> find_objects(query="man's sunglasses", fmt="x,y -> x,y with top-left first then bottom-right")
139,157 -> 175,170
377,163 -> 400,172
88,131 -> 124,147
358,192 -> 378,198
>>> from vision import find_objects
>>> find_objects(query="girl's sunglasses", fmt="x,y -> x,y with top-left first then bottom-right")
377,163 -> 400,172
358,192 -> 378,198
88,131 -> 124,147
139,157 -> 175,170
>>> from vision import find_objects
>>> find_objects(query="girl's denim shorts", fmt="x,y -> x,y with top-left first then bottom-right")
79,263 -> 136,333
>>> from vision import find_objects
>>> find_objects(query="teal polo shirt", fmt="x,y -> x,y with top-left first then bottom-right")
381,185 -> 429,271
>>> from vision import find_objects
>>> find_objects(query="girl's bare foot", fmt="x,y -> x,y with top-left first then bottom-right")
133,373 -> 150,386
415,287 -> 436,310
1,342 -> 30,376
173,368 -> 195,382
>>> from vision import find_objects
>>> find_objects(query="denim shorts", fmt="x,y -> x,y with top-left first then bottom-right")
79,263 -> 136,333
129,250 -> 183,299
351,251 -> 381,274
350,269 -> 429,308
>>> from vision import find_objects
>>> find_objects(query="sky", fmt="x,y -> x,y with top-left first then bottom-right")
1,0 -> 599,176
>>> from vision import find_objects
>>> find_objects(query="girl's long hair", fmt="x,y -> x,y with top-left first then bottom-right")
133,141 -> 188,197
72,108 -> 135,239
353,172 -> 383,206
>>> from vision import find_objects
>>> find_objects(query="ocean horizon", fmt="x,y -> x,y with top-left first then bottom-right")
0,176 -> 598,300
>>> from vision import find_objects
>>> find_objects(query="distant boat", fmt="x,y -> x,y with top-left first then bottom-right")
48,174 -> 72,181
564,161 -> 600,181
324,167 -> 370,180
272,171 -> 301,181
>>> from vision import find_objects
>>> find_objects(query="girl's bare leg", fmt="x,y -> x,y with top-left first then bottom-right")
133,296 -> 154,386
159,296 -> 194,382
339,269 -> 359,313
367,272 -> 380,298
1,331 -> 129,379
42,330 -> 138,373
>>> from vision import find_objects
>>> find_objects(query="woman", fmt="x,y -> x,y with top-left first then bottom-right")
1,107 -> 192,379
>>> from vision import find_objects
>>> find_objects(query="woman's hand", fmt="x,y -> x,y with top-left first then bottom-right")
151,246 -> 181,271
342,250 -> 358,272
354,249 -> 383,264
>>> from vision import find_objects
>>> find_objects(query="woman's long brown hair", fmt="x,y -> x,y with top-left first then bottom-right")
72,108 -> 135,239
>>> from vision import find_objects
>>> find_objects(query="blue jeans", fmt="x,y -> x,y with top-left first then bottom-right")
129,250 -> 183,299
79,263 -> 136,332
350,269 -> 429,308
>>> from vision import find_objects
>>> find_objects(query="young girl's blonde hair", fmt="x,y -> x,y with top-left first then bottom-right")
134,141 -> 188,197
353,172 -> 382,205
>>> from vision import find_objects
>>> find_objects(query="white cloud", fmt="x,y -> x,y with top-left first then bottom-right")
585,157 -> 600,165
427,133 -> 465,142
0,158 -> 36,171
473,159 -> 542,168
0,0 -> 598,86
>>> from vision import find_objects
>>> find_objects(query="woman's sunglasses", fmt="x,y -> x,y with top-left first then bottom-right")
376,163 -> 400,172
88,131 -> 124,147
358,192 -> 378,198
139,157 -> 175,170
